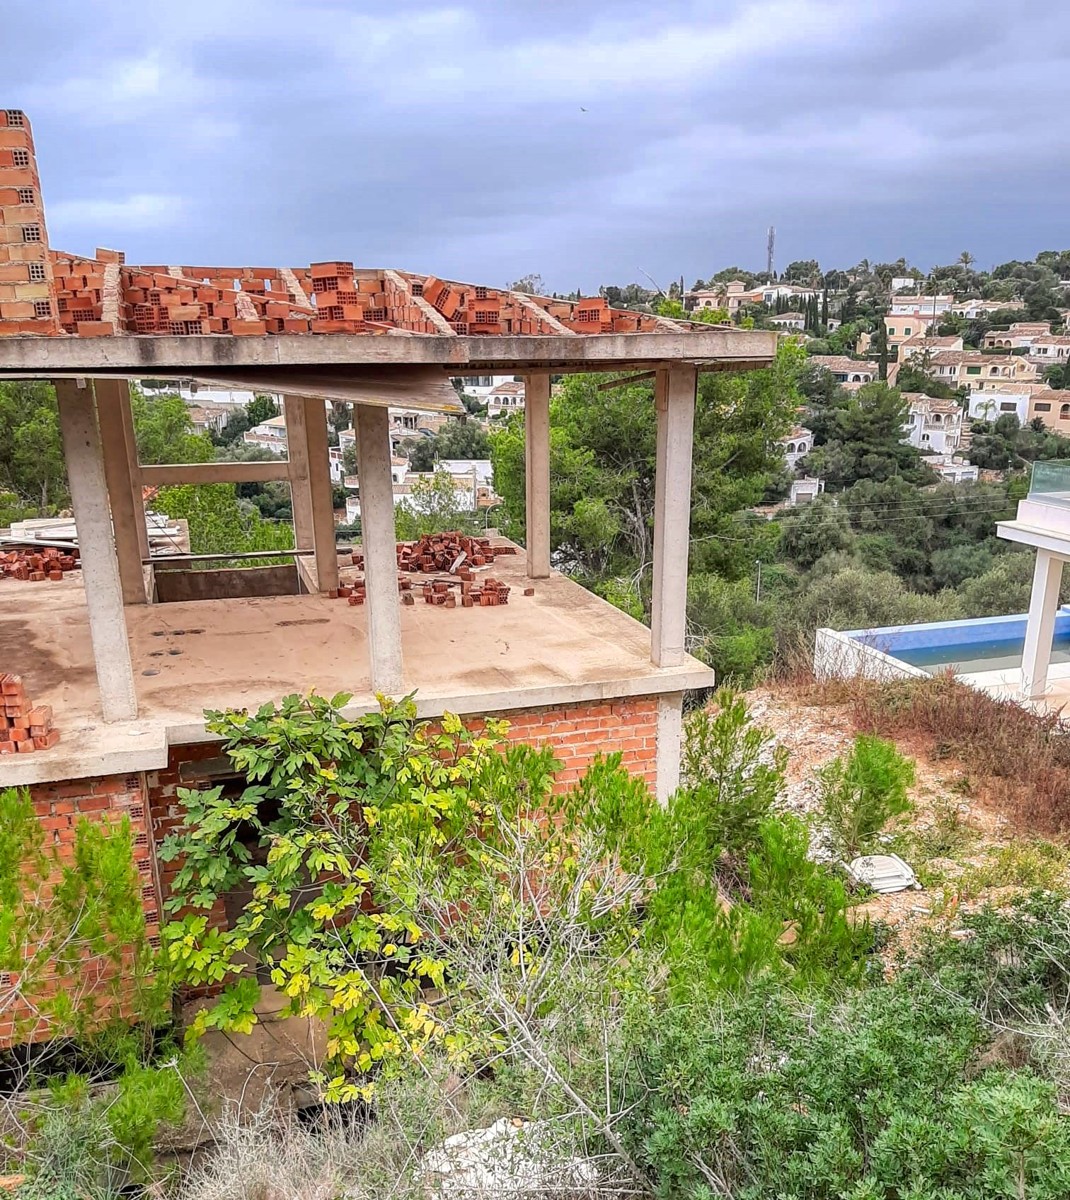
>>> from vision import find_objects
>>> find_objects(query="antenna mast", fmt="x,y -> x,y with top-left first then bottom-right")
766,225 -> 776,278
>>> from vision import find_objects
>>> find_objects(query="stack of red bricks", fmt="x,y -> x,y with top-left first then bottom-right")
1,545 -> 78,581
0,674 -> 58,753
391,532 -> 518,574
423,576 -> 511,608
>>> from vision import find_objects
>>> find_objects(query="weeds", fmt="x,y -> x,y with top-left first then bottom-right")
945,841 -> 1070,904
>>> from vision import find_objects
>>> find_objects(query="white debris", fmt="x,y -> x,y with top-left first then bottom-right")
419,1117 -> 600,1198
846,853 -> 919,894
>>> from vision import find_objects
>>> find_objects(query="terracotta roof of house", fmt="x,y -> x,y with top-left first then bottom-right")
808,355 -> 875,374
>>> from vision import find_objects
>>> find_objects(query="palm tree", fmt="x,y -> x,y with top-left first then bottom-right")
959,251 -> 976,270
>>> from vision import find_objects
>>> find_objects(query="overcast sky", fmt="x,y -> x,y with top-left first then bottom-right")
5,1 -> 1069,292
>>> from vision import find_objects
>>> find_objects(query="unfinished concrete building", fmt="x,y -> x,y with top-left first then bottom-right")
0,109 -> 777,1040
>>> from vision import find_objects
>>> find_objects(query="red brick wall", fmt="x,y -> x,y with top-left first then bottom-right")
467,696 -> 660,792
147,695 -> 659,900
4,774 -> 158,1046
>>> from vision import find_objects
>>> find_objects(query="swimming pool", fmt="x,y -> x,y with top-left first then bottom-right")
890,633 -> 1070,674
817,608 -> 1070,682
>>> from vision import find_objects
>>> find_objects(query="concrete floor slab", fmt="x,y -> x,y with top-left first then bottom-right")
0,544 -> 714,785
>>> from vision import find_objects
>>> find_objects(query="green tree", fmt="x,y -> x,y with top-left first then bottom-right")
490,345 -> 802,586
0,381 -> 68,512
394,471 -> 483,540
130,388 -> 214,465
245,393 -> 279,427
152,483 -> 294,562
804,381 -> 933,489
406,421 -> 492,474
783,259 -> 820,284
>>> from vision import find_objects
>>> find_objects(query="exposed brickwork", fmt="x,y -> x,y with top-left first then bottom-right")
0,110 -> 60,337
145,696 -> 661,910
0,697 -> 660,1044
0,108 -> 682,341
1,772 -> 158,1046
463,697 -> 660,792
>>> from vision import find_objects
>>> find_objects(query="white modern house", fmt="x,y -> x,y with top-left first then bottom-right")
997,463 -> 1070,701
967,391 -> 1032,424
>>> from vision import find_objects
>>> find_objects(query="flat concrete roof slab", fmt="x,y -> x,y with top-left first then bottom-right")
0,545 -> 713,785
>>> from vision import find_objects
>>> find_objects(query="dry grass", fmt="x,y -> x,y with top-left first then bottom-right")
810,672 -> 1070,838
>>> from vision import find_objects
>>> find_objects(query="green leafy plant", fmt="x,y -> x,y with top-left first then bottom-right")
161,693 -> 517,1100
816,734 -> 916,858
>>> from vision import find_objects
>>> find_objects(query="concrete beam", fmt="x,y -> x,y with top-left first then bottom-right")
139,460 -> 292,486
0,329 -> 778,375
524,373 -> 551,579
650,364 -> 697,668
283,395 -> 315,552
95,379 -> 148,605
1022,549 -> 1063,700
354,402 -> 403,693
54,379 -> 138,723
302,395 -> 340,595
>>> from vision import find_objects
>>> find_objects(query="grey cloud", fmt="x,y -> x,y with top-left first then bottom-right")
3,0 -> 1070,288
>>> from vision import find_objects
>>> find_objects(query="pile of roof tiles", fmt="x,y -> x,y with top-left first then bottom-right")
0,674 -> 58,753
1,545 -> 78,581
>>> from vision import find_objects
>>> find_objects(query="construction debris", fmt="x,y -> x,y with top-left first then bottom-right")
0,674 -> 59,754
1,545 -> 79,582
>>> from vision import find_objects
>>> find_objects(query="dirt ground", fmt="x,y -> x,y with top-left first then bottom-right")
746,682 -> 1070,959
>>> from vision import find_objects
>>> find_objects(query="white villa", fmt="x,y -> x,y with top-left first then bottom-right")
779,425 -> 814,470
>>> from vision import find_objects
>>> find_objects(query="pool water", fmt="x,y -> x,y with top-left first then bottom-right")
890,633 -> 1070,674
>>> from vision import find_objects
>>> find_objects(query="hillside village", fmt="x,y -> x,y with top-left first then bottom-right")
4,48 -> 1070,1200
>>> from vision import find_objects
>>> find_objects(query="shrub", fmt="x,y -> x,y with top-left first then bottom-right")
0,788 -> 168,1048
815,734 -> 916,859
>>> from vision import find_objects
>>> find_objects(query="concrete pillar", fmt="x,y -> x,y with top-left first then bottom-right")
1021,549 -> 1064,700
283,395 -> 315,550
94,379 -> 147,604
650,365 -> 697,667
655,691 -> 685,805
300,395 -> 339,594
523,373 -> 551,578
354,403 -> 403,694
118,382 -> 149,562
54,379 -> 138,723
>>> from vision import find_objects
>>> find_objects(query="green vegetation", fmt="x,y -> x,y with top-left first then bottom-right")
139,692 -> 1070,1197
815,734 -> 916,857
0,788 -> 192,1195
